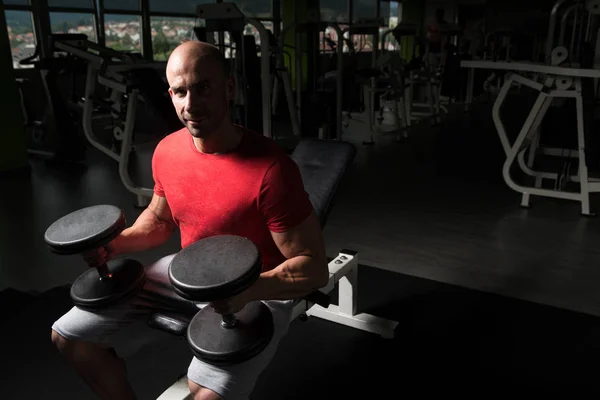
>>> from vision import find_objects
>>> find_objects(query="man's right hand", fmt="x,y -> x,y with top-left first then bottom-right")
82,246 -> 110,268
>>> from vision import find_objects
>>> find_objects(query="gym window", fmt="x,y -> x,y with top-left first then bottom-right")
104,14 -> 142,53
49,12 -> 97,42
150,16 -> 200,61
4,9 -> 36,69
320,0 -> 350,23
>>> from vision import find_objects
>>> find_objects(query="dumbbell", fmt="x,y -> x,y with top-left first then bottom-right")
44,205 -> 146,310
168,235 -> 274,366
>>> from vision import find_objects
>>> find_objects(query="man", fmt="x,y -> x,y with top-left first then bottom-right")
425,8 -> 449,69
51,41 -> 329,400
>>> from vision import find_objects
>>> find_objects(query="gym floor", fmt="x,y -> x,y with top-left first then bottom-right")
2,100 -> 600,398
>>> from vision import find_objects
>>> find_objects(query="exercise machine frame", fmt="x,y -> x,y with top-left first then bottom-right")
461,58 -> 600,215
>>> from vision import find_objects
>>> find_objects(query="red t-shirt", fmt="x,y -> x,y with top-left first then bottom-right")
151,127 -> 313,271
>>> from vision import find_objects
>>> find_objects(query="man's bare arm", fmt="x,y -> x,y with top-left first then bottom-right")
244,211 -> 329,301
108,194 -> 177,257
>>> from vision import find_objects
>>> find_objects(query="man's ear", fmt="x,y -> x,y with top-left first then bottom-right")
226,76 -> 235,101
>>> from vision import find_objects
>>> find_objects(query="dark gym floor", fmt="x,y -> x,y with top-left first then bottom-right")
3,98 -> 600,399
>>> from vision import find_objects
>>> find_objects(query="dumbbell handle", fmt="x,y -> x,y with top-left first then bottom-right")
221,313 -> 238,329
95,263 -> 112,280
83,246 -> 113,281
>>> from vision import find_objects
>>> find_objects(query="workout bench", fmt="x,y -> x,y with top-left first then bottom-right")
150,138 -> 399,399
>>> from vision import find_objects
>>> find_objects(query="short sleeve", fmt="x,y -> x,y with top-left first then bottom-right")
151,147 -> 165,197
258,155 -> 313,233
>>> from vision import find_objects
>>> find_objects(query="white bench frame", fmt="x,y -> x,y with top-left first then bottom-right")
156,250 -> 398,399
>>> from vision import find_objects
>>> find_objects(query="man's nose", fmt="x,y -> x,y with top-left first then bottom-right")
184,91 -> 203,112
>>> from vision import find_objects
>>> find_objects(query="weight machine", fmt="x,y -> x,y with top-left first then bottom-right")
40,34 -> 180,207
281,6 -> 346,140
461,0 -> 600,215
546,0 -> 600,65
194,2 -> 299,139
16,34 -> 90,163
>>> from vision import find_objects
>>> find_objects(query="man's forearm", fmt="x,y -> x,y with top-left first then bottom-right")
245,255 -> 329,302
109,208 -> 174,257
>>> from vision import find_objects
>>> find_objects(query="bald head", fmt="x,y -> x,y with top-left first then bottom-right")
166,41 -> 229,82
166,41 -> 235,140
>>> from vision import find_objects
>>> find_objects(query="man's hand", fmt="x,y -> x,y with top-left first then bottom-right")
82,246 -> 110,268
209,291 -> 251,315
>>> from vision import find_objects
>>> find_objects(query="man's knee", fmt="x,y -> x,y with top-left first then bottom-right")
188,380 -> 224,400
51,329 -> 71,353
51,329 -> 108,359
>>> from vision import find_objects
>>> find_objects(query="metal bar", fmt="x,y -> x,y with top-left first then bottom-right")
559,5 -> 577,47
247,18 -> 272,138
518,149 -> 559,180
81,64 -> 120,162
460,60 -> 600,78
118,89 -> 153,198
348,0 -> 353,23
148,11 -> 200,18
492,74 -> 519,156
104,9 -> 143,16
332,22 -> 344,140
570,3 -> 580,59
53,40 -> 104,68
510,73 -> 546,90
140,0 -> 153,59
338,264 -> 357,316
547,0 -> 574,57
97,75 -> 128,93
47,6 -> 95,13
272,0 -> 281,39
94,0 -> 105,47
516,95 -> 554,178
30,0 -> 51,59
541,147 -> 579,157
281,69 -> 301,136
575,79 -> 591,214
3,5 -> 31,11
295,27 -> 303,129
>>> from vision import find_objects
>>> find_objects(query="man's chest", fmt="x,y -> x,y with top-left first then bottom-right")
160,166 -> 263,233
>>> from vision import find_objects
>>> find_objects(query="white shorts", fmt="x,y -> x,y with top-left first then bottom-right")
51,254 -> 296,400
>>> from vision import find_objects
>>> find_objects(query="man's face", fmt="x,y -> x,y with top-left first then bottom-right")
168,57 -> 235,138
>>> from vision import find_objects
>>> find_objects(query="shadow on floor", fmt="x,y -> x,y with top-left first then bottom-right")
2,263 -> 600,399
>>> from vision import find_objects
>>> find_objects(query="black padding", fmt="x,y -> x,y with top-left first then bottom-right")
304,290 -> 331,308
127,141 -> 158,189
44,205 -> 125,255
290,139 -> 357,226
187,302 -> 274,365
129,68 -> 183,133
169,235 -> 262,302
70,258 -> 145,309
147,311 -> 194,337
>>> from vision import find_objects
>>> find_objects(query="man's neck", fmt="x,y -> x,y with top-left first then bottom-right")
192,120 -> 242,154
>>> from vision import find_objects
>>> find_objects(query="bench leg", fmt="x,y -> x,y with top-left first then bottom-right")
156,375 -> 192,400
305,251 -> 399,339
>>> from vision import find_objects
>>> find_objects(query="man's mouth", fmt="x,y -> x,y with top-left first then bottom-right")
185,116 -> 206,123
